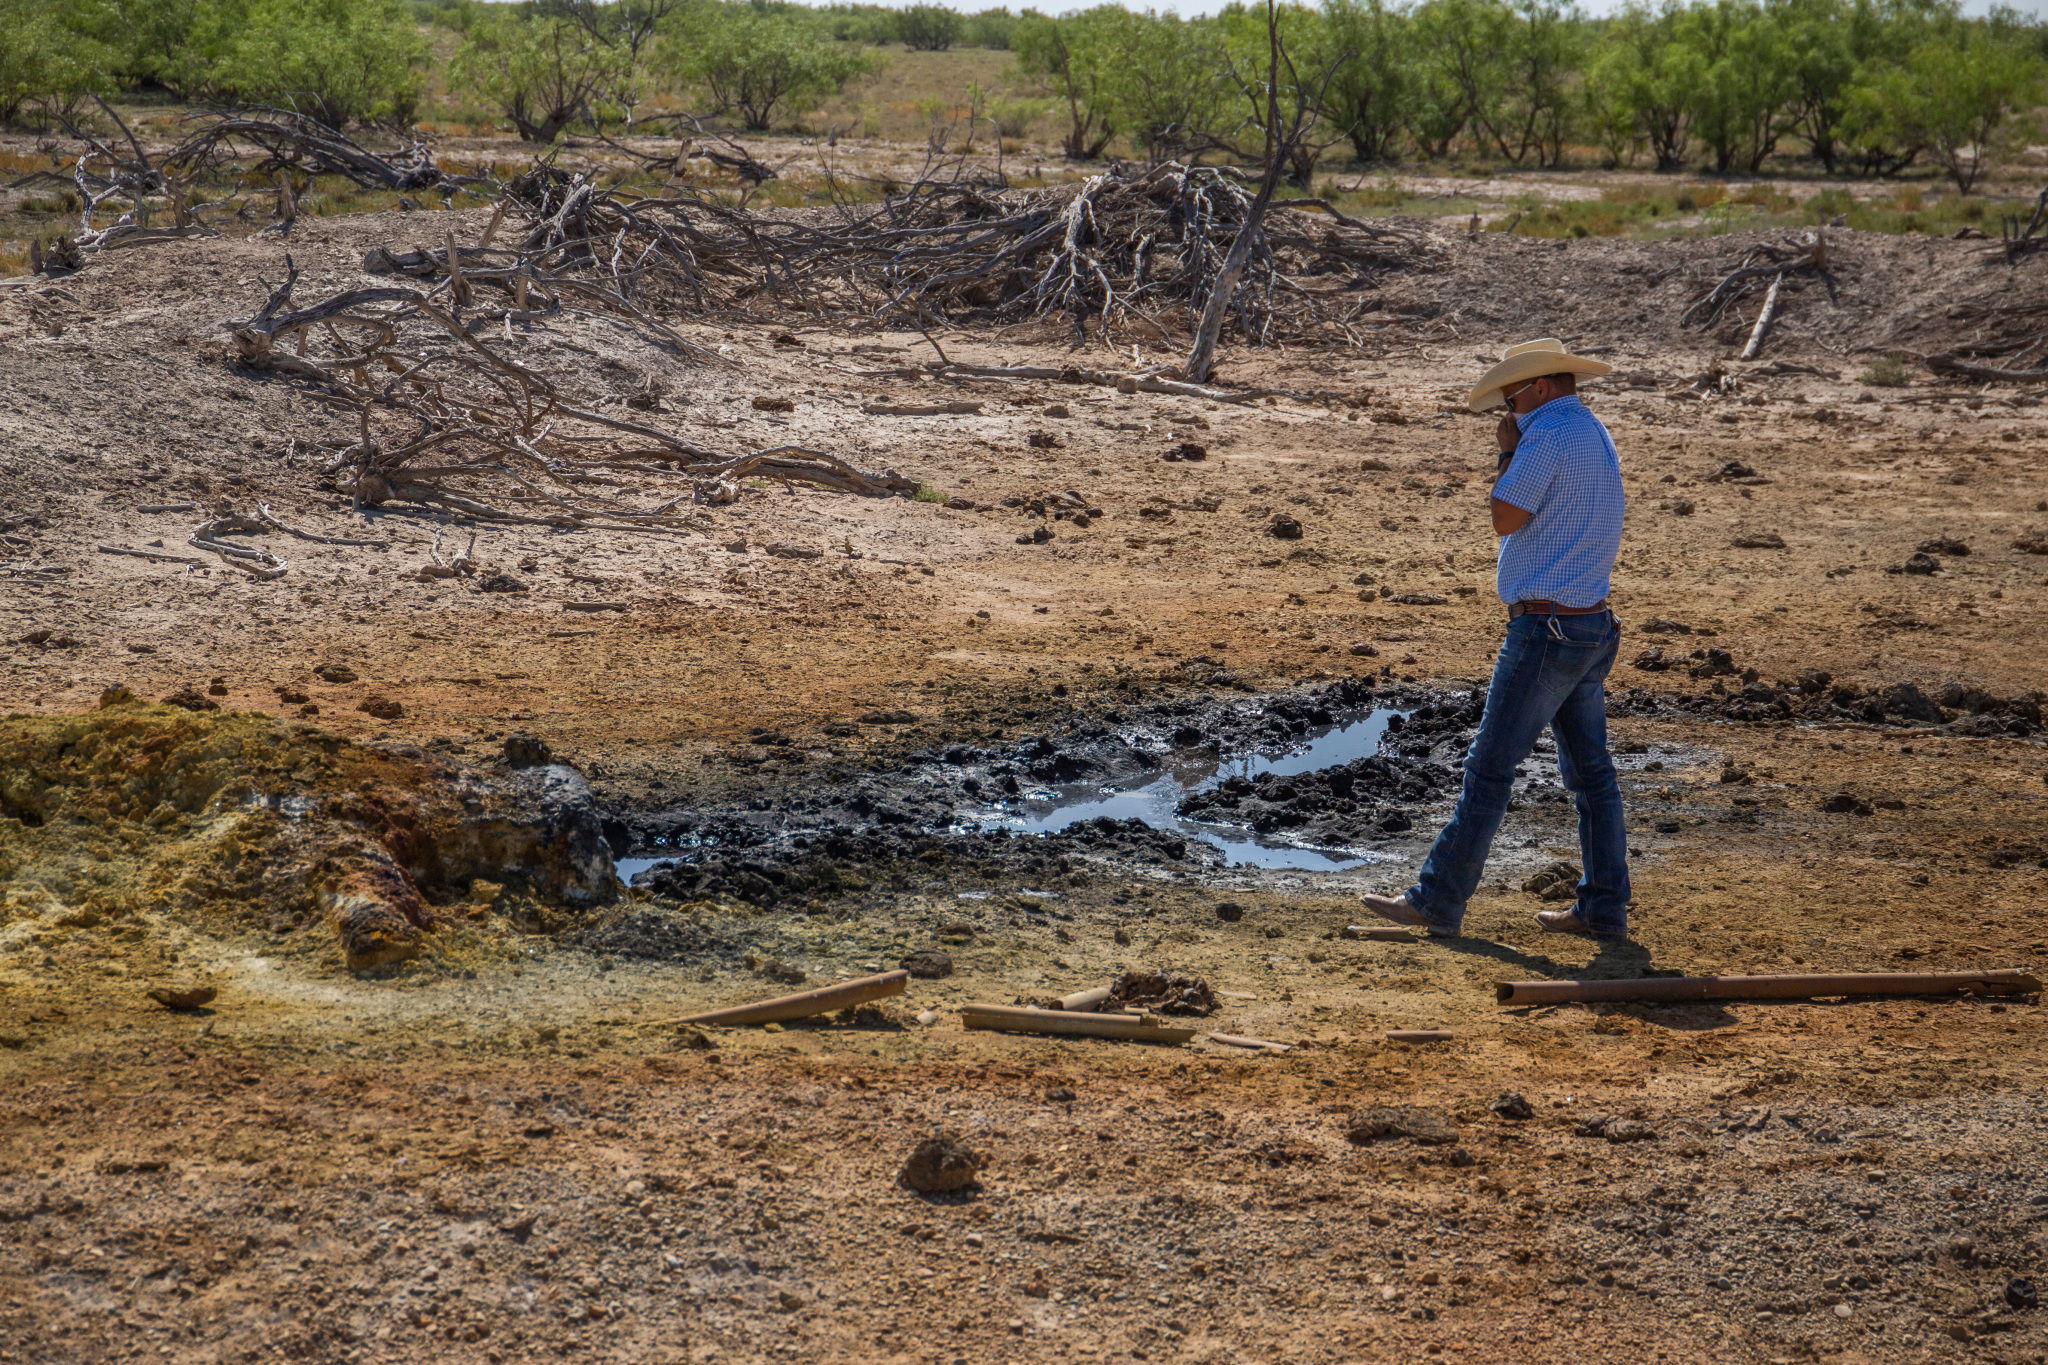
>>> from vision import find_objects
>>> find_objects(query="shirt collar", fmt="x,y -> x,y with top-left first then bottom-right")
1515,394 -> 1583,428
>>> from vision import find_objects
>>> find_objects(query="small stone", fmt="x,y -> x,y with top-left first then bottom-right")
936,919 -> 976,938
357,696 -> 403,720
1349,642 -> 1380,656
313,663 -> 357,684
751,395 -> 795,412
1114,927 -> 1131,945
1215,901 -> 1245,923
1489,1092 -> 1534,1121
899,1132 -> 981,1193
477,570 -> 528,593
1267,515 -> 1303,540
145,986 -> 217,1012
504,732 -> 552,768
1834,1303 -> 1853,1318
899,950 -> 954,979
2007,1278 -> 2038,1310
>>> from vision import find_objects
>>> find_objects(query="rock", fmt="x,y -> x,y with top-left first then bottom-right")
477,571 -> 528,593
944,496 -> 974,510
1576,1113 -> 1656,1142
751,395 -> 795,412
766,543 -> 822,560
1640,618 -> 1693,635
1347,1106 -> 1458,1145
313,663 -> 358,684
1889,552 -> 1941,575
1215,901 -> 1245,922
1113,927 -> 1131,945
1521,861 -> 1581,900
358,696 -> 404,720
504,732 -> 553,768
1670,499 -> 1696,516
1349,642 -> 1380,656
1689,648 -> 1738,678
899,950 -> 954,979
161,687 -> 220,712
1389,592 -> 1447,606
2013,534 -> 2048,555
899,1132 -> 982,1193
1731,533 -> 1786,549
2006,1279 -> 2038,1310
145,986 -> 217,1012
1884,680 -> 1942,722
936,919 -> 975,939
206,681 -> 228,696
1917,536 -> 1970,557
858,709 -> 919,725
1028,431 -> 1061,449
1821,792 -> 1873,816
1267,515 -> 1303,540
1171,441 -> 1207,461
1043,404 -> 1070,418
1489,1092 -> 1534,1121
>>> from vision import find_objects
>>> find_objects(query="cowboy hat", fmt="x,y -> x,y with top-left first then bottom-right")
1468,338 -> 1614,413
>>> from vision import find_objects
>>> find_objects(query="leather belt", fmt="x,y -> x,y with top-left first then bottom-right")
1509,599 -> 1609,619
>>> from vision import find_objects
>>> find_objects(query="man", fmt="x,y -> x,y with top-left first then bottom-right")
1360,338 -> 1630,941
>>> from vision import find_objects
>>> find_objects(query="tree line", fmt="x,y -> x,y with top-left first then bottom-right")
2,0 -> 2042,191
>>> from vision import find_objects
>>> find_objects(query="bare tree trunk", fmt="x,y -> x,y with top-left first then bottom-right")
1186,0 -> 1287,385
1183,173 -> 1280,384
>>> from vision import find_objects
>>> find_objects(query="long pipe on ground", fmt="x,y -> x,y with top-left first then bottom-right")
960,1003 -> 1197,1044
1496,969 -> 2040,1007
673,969 -> 910,1026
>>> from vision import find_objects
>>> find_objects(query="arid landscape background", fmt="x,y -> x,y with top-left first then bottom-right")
4,51 -> 2048,1362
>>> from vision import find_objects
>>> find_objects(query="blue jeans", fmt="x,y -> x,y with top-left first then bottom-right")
1404,609 -> 1630,938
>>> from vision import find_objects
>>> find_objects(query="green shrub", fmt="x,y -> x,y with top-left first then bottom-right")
1860,356 -> 1912,388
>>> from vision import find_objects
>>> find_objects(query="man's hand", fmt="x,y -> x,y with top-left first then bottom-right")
1496,411 -> 1521,456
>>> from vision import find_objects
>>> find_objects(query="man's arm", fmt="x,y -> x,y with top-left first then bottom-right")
1490,414 -> 1545,537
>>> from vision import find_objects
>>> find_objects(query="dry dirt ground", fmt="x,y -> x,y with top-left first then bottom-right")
2,196 -> 2048,1365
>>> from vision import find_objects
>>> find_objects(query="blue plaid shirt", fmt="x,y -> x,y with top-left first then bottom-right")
1492,396 -> 1624,608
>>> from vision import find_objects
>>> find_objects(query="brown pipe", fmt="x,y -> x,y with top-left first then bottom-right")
1060,986 -> 1113,1013
673,969 -> 909,1026
1386,1029 -> 1453,1043
1496,969 -> 2041,1007
1207,1032 -> 1292,1052
960,1003 -> 1197,1045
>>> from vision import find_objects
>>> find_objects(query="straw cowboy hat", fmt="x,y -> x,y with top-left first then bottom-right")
1468,338 -> 1614,413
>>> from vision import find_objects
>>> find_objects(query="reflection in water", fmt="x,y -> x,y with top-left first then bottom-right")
969,708 -> 1405,870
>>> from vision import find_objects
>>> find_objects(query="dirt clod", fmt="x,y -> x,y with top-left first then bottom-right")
899,1132 -> 982,1194
1521,861 -> 1582,900
1489,1092 -> 1534,1121
144,986 -> 217,1012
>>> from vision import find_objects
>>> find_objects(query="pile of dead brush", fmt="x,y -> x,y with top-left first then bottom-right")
503,159 -> 1442,346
